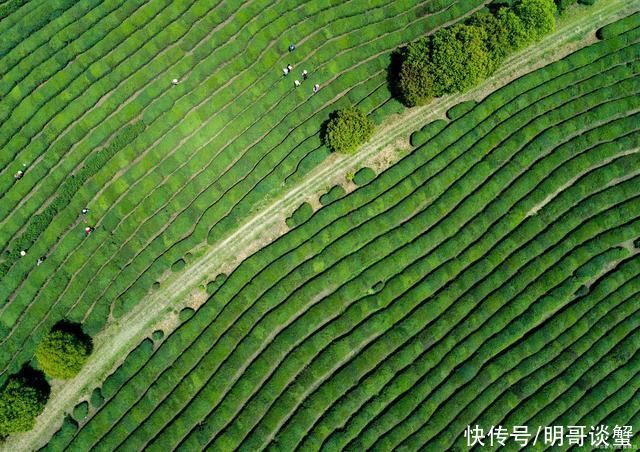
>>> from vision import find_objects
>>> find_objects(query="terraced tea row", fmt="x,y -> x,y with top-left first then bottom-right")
0,0 -> 489,383
43,21 -> 640,451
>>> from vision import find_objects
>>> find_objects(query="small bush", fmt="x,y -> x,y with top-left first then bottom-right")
35,323 -> 93,380
171,259 -> 186,272
90,388 -> 104,408
320,185 -> 346,206
286,202 -> 314,228
323,106 -> 375,154
410,119 -> 448,147
152,330 -> 164,341
206,273 -> 227,295
73,401 -> 89,421
179,307 -> 195,322
353,167 -> 377,186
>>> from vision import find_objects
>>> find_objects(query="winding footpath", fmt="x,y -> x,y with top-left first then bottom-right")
4,1 -> 639,450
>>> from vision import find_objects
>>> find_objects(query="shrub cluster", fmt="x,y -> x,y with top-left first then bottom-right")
0,368 -> 50,437
323,106 -> 375,154
35,323 -> 93,380
398,0 -> 557,106
0,121 -> 146,278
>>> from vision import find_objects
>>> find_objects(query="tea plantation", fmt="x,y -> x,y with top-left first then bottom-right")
1,0 -> 639,450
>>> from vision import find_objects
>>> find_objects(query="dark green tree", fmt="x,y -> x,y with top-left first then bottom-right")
398,37 -> 435,106
323,106 -> 375,154
0,368 -> 50,437
497,7 -> 530,51
35,323 -> 93,380
395,0 -> 556,106
468,9 -> 528,73
429,23 -> 492,95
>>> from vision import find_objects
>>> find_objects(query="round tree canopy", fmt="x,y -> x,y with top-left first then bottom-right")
35,325 -> 93,380
323,106 -> 375,154
0,369 -> 49,437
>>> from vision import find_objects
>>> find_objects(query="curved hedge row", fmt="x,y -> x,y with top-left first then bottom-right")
0,0 -> 492,387
0,0 -> 496,396
44,16 -> 640,451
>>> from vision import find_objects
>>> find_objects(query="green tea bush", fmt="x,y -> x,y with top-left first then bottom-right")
410,119 -> 448,147
39,415 -> 78,451
179,307 -> 195,322
597,11 -> 640,40
91,31 -> 640,452
101,338 -> 153,399
152,330 -> 164,341
90,388 -> 104,408
353,167 -> 377,186
446,100 -> 477,120
286,202 -> 314,228
0,121 -> 145,277
206,274 -> 227,295
171,259 -> 186,272
320,185 -> 346,206
73,401 -> 89,421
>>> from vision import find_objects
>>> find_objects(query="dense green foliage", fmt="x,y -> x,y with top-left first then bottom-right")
152,330 -> 164,341
0,369 -> 49,437
398,0 -> 557,105
35,326 -> 92,380
48,18 -> 640,451
206,274 -> 227,295
0,121 -> 145,277
397,38 -> 436,107
286,202 -> 314,228
90,388 -> 104,408
409,119 -> 448,147
0,0 -> 487,387
1,0 -> 635,446
446,100 -> 477,120
515,0 -> 557,40
352,167 -> 377,186
42,416 -> 78,450
323,107 -> 375,154
72,401 -> 89,421
430,22 -> 493,95
179,307 -> 195,322
320,185 -> 346,206
597,11 -> 640,40
171,259 -> 186,272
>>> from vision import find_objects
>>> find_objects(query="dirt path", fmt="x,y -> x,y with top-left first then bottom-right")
4,1 -> 639,450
